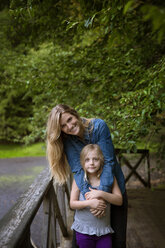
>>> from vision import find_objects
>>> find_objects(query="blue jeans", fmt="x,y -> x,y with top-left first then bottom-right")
76,232 -> 112,248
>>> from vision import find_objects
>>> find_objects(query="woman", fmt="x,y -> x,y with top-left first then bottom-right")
46,104 -> 127,248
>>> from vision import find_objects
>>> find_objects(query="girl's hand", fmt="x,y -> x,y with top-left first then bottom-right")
90,208 -> 106,218
85,187 -> 101,200
89,199 -> 106,210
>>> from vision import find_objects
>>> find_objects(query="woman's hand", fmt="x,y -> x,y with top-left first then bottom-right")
85,187 -> 102,200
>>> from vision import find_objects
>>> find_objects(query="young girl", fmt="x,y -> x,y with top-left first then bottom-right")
70,144 -> 123,248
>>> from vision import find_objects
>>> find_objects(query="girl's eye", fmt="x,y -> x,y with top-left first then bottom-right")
94,158 -> 99,161
85,158 -> 89,162
61,124 -> 66,129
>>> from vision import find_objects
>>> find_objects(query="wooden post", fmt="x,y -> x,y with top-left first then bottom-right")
51,185 -> 68,238
147,151 -> 151,188
43,194 -> 50,248
19,228 -> 34,248
64,183 -> 70,205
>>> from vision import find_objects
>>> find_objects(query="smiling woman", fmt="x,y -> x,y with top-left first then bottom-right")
46,104 -> 91,184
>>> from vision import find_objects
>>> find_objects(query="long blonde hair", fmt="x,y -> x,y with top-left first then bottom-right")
46,104 -> 91,184
80,144 -> 104,182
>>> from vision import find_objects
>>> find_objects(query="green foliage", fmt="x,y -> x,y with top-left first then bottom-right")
0,0 -> 165,153
0,90 -> 33,143
141,4 -> 165,43
0,0 -> 10,11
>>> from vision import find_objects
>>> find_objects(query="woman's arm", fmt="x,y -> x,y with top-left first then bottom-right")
94,119 -> 116,192
70,179 -> 107,210
63,137 -> 91,197
64,119 -> 123,196
85,177 -> 123,206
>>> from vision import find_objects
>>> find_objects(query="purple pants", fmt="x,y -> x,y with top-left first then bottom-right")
76,231 -> 112,248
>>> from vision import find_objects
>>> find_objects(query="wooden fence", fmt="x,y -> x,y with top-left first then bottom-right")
116,149 -> 151,188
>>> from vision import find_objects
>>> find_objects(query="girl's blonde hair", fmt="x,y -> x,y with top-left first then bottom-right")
46,104 -> 91,184
80,144 -> 104,181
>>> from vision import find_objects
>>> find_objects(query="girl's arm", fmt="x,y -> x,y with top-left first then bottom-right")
70,179 -> 107,210
85,177 -> 123,206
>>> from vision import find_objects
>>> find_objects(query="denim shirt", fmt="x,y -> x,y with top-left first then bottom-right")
63,118 -> 125,196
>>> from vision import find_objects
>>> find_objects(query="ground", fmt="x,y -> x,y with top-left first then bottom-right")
127,188 -> 165,248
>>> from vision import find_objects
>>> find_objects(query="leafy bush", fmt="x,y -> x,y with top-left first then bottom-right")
0,0 -> 165,153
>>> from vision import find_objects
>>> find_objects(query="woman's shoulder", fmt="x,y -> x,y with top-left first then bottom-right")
92,118 -> 107,127
91,119 -> 110,136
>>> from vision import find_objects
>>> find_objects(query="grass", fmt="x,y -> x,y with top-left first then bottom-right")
0,142 -> 46,158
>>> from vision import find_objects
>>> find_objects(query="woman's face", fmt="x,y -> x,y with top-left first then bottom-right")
60,112 -> 82,136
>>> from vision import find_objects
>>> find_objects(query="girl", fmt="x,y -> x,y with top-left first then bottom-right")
46,104 -> 127,248
70,144 -> 123,248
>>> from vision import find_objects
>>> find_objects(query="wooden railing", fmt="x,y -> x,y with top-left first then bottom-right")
0,168 -> 72,248
0,149 -> 151,248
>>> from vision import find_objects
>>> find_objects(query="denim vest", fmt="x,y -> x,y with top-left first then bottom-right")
63,118 -> 125,196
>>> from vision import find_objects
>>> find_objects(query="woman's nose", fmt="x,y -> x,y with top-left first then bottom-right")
67,123 -> 72,130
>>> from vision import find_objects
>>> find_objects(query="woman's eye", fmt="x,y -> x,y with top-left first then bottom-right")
94,158 -> 99,161
85,158 -> 89,162
68,117 -> 72,122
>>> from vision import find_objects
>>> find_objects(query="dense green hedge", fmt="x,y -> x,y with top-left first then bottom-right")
0,0 -> 165,153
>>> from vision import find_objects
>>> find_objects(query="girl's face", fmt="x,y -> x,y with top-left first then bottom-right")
60,112 -> 82,136
84,150 -> 101,176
